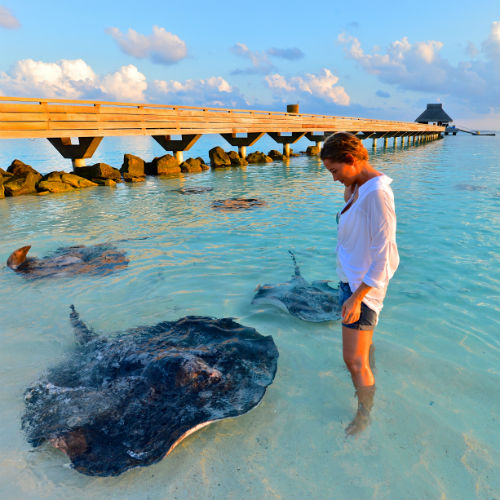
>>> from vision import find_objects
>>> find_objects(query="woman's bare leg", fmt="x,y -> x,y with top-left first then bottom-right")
342,326 -> 375,435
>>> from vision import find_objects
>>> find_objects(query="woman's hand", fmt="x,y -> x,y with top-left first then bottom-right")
341,294 -> 362,324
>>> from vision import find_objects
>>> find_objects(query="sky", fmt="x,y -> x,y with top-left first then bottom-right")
0,0 -> 498,129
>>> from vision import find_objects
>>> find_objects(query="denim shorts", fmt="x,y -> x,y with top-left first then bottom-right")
339,282 -> 378,330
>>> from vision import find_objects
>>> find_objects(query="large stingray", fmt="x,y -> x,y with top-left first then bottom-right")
252,251 -> 341,322
6,242 -> 129,278
22,306 -> 278,477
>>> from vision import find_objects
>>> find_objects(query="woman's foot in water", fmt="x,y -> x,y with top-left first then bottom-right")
345,384 -> 375,436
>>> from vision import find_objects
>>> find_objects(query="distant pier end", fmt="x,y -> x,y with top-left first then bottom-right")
0,97 -> 445,169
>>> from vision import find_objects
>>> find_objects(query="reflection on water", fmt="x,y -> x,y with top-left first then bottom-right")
0,135 -> 499,500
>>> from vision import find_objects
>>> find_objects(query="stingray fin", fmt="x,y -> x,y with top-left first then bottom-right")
69,305 -> 97,345
7,245 -> 32,269
288,250 -> 301,277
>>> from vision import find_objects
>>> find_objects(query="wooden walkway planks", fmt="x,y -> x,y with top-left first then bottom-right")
0,96 -> 444,139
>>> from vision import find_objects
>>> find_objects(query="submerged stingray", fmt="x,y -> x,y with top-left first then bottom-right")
211,197 -> 266,211
22,307 -> 278,477
252,251 -> 341,322
173,186 -> 214,194
6,243 -> 128,278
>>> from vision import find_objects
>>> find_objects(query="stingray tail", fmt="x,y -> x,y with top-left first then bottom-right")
69,305 -> 97,345
288,250 -> 301,277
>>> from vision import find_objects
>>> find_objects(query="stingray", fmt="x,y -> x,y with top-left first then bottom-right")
21,306 -> 278,477
211,197 -> 266,211
173,186 -> 214,194
6,242 -> 129,279
252,251 -> 341,322
455,183 -> 487,192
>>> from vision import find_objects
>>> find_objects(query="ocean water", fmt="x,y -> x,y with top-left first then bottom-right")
0,133 -> 499,500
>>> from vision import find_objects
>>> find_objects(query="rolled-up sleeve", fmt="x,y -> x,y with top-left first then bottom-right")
363,190 -> 399,289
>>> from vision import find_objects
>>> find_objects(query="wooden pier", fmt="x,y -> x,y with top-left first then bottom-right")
0,96 -> 445,168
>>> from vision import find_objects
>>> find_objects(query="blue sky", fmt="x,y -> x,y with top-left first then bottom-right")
0,0 -> 498,128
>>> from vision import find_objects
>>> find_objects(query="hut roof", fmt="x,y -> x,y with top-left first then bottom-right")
415,103 -> 453,124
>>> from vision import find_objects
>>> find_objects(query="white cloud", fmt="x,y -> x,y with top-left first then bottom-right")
0,6 -> 20,29
100,65 -> 147,102
338,21 -> 500,112
266,69 -> 350,106
0,58 -> 147,102
0,59 -> 97,98
107,25 -> 187,65
151,76 -> 238,107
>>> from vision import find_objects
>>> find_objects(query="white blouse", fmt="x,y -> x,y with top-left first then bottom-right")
336,174 -> 399,314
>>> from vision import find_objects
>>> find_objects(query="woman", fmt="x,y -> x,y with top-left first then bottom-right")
320,132 -> 399,436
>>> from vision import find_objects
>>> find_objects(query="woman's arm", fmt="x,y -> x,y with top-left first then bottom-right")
341,282 -> 373,324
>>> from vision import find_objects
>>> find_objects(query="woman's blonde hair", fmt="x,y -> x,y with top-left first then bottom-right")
320,132 -> 368,163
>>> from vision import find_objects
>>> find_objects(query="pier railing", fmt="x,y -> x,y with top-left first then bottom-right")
0,96 -> 445,166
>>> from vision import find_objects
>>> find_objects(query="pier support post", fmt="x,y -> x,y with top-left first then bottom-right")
268,132 -> 306,156
393,137 -> 398,148
384,137 -> 388,148
153,134 -> 201,163
305,132 -> 327,152
372,138 -> 377,149
221,132 -> 265,158
47,137 -> 103,170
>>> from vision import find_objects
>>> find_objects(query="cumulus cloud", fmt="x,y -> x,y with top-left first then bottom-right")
107,25 -> 187,65
0,58 -> 147,101
266,68 -> 350,106
100,65 -> 147,101
338,21 -> 500,112
0,5 -> 20,29
0,59 -> 98,98
150,76 -> 246,107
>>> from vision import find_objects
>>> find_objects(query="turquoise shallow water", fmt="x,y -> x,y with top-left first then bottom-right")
0,134 -> 499,500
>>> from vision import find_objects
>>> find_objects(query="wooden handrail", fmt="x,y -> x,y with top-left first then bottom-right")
0,96 -> 444,140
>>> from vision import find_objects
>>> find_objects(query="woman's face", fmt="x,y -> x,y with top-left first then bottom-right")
322,158 -> 356,185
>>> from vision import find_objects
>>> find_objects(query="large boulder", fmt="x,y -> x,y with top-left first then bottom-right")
146,154 -> 181,176
37,171 -> 98,193
180,158 -> 203,173
227,151 -> 248,166
120,154 -> 145,179
0,184 -> 4,199
195,157 -> 210,170
209,147 -> 231,168
246,151 -> 273,164
306,145 -> 320,156
7,159 -> 40,176
3,171 -> 42,196
268,150 -> 284,161
75,163 -> 122,183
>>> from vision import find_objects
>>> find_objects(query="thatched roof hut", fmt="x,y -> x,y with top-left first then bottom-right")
415,104 -> 452,126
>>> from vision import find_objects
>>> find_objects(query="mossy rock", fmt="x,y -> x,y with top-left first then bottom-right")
306,145 -> 320,156
146,154 -> 181,175
195,157 -> 210,170
227,151 -> 248,166
37,180 -> 76,193
209,147 -> 231,168
0,184 -> 4,199
92,178 -> 117,186
180,158 -> 203,173
268,150 -> 284,160
3,172 -> 42,196
76,163 -> 122,182
122,173 -> 146,183
7,159 -> 40,176
246,151 -> 273,164
121,154 -> 145,177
